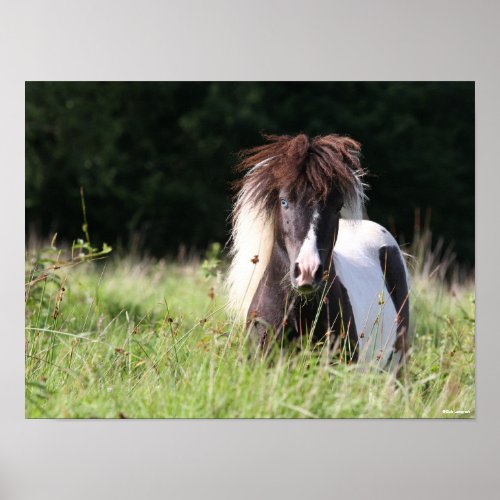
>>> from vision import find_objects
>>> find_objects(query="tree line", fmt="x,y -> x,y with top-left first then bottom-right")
26,82 -> 474,265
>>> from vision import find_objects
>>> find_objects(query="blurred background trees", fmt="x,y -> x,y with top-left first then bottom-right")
25,82 -> 474,265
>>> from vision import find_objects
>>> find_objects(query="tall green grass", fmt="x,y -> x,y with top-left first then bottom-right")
25,233 -> 474,418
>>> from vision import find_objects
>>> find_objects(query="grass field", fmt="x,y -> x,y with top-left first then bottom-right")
25,236 -> 475,418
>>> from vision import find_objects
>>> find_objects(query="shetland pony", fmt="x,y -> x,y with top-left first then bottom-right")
227,134 -> 409,369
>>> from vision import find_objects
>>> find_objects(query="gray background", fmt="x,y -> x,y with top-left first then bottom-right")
1,0 -> 499,498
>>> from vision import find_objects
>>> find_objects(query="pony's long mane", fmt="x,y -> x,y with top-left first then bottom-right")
227,134 -> 367,320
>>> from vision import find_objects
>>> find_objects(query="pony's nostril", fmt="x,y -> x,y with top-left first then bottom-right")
314,264 -> 324,282
293,262 -> 301,279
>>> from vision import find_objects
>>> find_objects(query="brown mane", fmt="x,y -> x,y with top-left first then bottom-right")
234,133 -> 367,215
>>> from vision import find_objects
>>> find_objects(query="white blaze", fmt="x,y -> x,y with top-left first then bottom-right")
295,211 -> 321,286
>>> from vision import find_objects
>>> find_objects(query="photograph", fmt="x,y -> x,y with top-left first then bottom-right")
25,81 -> 475,418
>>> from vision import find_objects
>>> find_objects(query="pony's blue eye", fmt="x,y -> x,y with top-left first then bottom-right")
280,198 -> 288,208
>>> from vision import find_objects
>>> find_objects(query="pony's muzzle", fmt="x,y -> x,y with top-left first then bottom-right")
293,260 -> 323,289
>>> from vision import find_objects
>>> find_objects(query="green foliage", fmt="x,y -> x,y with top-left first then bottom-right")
25,82 -> 475,264
25,246 -> 475,419
201,242 -> 222,278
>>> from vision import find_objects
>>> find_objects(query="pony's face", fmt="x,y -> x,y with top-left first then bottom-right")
277,186 -> 344,294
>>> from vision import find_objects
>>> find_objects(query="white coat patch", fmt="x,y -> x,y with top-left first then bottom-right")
333,219 -> 407,365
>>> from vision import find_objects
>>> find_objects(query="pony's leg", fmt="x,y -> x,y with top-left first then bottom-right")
379,245 -> 410,379
324,278 -> 359,363
246,269 -> 290,353
246,317 -> 276,356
